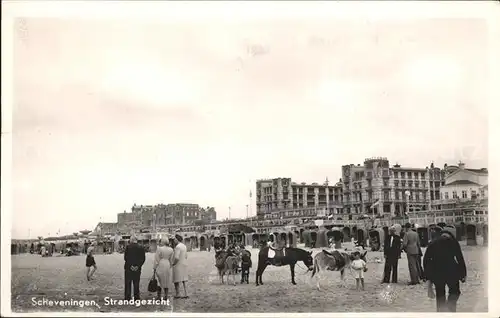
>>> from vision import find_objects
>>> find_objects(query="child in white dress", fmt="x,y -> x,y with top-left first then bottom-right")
351,251 -> 368,291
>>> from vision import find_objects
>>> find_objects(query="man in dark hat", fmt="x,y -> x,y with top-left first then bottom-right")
403,223 -> 421,285
124,236 -> 146,300
424,229 -> 467,312
382,225 -> 402,284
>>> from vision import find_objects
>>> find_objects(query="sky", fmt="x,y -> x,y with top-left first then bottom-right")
12,17 -> 489,238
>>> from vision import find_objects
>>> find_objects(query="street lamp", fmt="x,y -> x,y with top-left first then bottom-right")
405,190 -> 411,224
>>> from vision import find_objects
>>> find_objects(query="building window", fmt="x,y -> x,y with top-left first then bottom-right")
408,181 -> 413,187
401,181 -> 406,187
395,191 -> 400,200
480,189 -> 485,197
401,172 -> 405,178
394,180 -> 399,187
444,192 -> 449,199
415,192 -> 420,200
407,173 -> 412,179
415,181 -> 419,188
421,172 -> 425,179
383,180 -> 389,187
462,190 -> 467,199
383,191 -> 390,200
452,191 -> 457,199
394,172 -> 398,178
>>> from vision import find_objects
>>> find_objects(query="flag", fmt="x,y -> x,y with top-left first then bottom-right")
370,199 -> 380,209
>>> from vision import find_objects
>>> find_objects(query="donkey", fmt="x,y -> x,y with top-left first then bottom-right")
311,248 -> 368,290
256,246 -> 314,286
215,250 -> 240,285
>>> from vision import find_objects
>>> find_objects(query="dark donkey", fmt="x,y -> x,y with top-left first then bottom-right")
256,246 -> 314,286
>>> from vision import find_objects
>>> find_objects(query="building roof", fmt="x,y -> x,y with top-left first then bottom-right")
443,180 -> 481,187
465,168 -> 488,174
391,167 -> 426,171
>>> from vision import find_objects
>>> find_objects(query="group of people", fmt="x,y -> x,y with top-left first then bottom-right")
382,223 -> 467,312
215,243 -> 253,283
84,234 -> 190,301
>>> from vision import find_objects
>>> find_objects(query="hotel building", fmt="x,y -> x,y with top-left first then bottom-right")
255,177 -> 344,218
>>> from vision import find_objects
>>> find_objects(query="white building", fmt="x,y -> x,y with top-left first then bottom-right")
440,162 -> 488,201
438,162 -> 488,223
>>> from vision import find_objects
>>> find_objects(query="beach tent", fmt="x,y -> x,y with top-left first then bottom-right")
243,233 -> 252,246
483,224 -> 488,246
476,223 -> 483,236
287,232 -> 298,248
368,228 -> 385,251
279,232 -> 288,245
302,230 -> 313,248
356,228 -> 368,247
352,226 -> 358,241
466,224 -> 477,246
427,224 -> 441,242
299,229 -> 305,243
416,226 -> 429,247
294,230 -> 300,244
199,234 -> 209,251
310,230 -> 318,247
315,229 -> 329,248
454,223 -> 463,241
184,237 -> 192,252
251,233 -> 260,247
269,232 -> 278,243
328,228 -> 343,249
342,227 -> 351,242
382,226 -> 389,241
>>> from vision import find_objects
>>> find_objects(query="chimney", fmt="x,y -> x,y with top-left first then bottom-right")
458,161 -> 465,169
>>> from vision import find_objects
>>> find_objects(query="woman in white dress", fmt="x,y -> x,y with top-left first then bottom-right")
172,234 -> 188,299
153,238 -> 174,300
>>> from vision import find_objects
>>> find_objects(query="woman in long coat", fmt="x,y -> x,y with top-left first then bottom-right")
424,230 -> 467,312
172,234 -> 189,299
153,238 -> 174,300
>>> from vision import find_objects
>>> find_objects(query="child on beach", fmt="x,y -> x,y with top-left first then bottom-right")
351,251 -> 368,291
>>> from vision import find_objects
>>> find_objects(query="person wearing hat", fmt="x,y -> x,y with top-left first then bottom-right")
382,225 -> 402,284
424,229 -> 467,312
403,223 -> 421,285
124,236 -> 146,300
172,234 -> 189,299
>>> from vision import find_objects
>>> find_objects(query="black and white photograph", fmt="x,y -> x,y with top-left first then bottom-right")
2,1 -> 498,316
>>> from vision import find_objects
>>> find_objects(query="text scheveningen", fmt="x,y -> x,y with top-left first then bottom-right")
32,297 -> 98,308
104,297 -> 170,307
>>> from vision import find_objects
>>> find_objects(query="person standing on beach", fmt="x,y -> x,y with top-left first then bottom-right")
86,241 -> 97,280
124,236 -> 146,300
424,230 -> 467,312
172,234 -> 189,299
403,223 -> 421,285
381,226 -> 401,284
153,238 -> 174,300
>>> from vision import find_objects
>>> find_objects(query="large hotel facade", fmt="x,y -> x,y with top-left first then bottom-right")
94,157 -> 487,237
256,157 -> 488,222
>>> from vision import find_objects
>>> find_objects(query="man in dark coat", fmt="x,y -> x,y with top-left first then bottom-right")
124,236 -> 146,300
382,225 -> 402,284
424,230 -> 467,312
